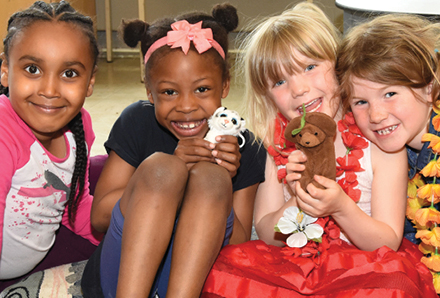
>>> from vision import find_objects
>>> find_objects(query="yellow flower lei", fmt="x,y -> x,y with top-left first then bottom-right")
407,105 -> 440,293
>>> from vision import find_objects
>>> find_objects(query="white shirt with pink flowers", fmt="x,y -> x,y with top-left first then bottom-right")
0,95 -> 101,279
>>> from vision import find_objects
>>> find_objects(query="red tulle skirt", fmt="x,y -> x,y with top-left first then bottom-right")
202,238 -> 436,298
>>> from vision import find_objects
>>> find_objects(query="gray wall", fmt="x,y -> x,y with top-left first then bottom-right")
96,0 -> 343,32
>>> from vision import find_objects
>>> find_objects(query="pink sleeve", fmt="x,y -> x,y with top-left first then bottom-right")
61,109 -> 104,245
0,108 -> 30,262
0,143 -> 16,261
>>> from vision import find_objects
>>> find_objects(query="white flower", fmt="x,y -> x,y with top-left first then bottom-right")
275,206 -> 324,248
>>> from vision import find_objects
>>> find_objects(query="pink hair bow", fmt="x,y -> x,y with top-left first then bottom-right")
144,20 -> 225,63
168,20 -> 213,55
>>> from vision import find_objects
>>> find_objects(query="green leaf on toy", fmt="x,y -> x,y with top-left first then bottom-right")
291,104 -> 306,136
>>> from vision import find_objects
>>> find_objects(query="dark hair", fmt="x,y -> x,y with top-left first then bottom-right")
1,1 -> 99,223
0,60 -> 6,96
119,3 -> 238,82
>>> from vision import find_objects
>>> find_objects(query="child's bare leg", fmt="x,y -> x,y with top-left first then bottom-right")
166,161 -> 233,298
116,153 -> 188,298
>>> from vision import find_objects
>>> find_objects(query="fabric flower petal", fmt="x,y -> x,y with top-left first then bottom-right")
420,160 -> 440,177
283,206 -> 300,221
419,242 -> 436,255
408,174 -> 425,198
423,133 -> 440,153
286,232 -> 308,248
276,217 -> 297,234
302,213 -> 318,226
304,223 -> 324,240
433,115 -> 440,131
422,254 -> 440,272
432,272 -> 440,293
407,197 -> 428,220
415,208 -> 440,227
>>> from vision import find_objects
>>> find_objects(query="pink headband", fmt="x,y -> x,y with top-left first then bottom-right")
144,20 -> 225,64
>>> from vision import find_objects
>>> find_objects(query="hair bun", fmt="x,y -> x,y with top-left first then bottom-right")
212,3 -> 238,33
121,19 -> 149,48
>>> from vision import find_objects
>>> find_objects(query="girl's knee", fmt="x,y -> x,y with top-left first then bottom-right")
121,153 -> 189,215
124,153 -> 188,202
137,152 -> 188,185
189,162 -> 232,188
188,162 -> 232,199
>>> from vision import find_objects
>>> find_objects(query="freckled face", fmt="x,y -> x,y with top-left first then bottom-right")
266,49 -> 339,122
146,49 -> 229,140
0,21 -> 96,143
350,77 -> 432,152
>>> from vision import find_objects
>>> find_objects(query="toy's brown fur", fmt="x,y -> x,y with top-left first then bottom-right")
284,113 -> 336,191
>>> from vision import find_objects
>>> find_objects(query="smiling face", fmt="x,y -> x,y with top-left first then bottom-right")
0,20 -> 96,144
350,77 -> 432,152
145,49 -> 229,140
266,49 -> 339,122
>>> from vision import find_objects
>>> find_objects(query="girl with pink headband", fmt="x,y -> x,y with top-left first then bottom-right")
81,3 -> 266,298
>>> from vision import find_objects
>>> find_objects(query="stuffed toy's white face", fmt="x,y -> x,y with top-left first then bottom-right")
208,107 -> 245,136
204,107 -> 246,145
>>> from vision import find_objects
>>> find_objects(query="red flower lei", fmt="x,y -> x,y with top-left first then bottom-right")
267,113 -> 297,183
336,112 -> 369,203
267,112 -> 369,202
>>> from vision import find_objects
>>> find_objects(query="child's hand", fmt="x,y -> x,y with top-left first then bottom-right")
295,175 -> 349,218
174,137 -> 216,170
285,150 -> 307,192
211,135 -> 241,178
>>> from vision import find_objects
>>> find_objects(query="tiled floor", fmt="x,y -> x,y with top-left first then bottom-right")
84,57 -> 245,156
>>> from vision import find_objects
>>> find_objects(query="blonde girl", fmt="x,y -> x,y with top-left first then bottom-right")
202,3 -> 437,297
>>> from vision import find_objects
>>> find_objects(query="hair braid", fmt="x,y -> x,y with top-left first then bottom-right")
0,60 -> 7,96
67,112 -> 87,222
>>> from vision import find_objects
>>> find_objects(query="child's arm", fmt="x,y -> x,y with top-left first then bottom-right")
91,151 -> 136,232
295,145 -> 407,251
62,191 -> 103,244
211,133 -> 264,244
254,154 -> 297,246
229,183 -> 259,244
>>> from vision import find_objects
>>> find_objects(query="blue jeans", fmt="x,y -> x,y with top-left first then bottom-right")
100,200 -> 234,298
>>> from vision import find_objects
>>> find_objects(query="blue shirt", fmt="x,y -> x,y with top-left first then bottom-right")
405,110 -> 438,243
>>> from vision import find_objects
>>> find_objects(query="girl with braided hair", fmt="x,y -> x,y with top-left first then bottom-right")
0,0 -> 101,288
82,3 -> 266,298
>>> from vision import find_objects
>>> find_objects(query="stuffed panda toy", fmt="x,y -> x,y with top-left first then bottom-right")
204,107 -> 246,148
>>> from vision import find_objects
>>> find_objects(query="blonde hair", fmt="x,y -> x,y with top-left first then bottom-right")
337,14 -> 440,113
238,1 -> 341,148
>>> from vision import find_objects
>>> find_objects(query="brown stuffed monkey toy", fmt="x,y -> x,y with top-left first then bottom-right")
284,112 -> 336,191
